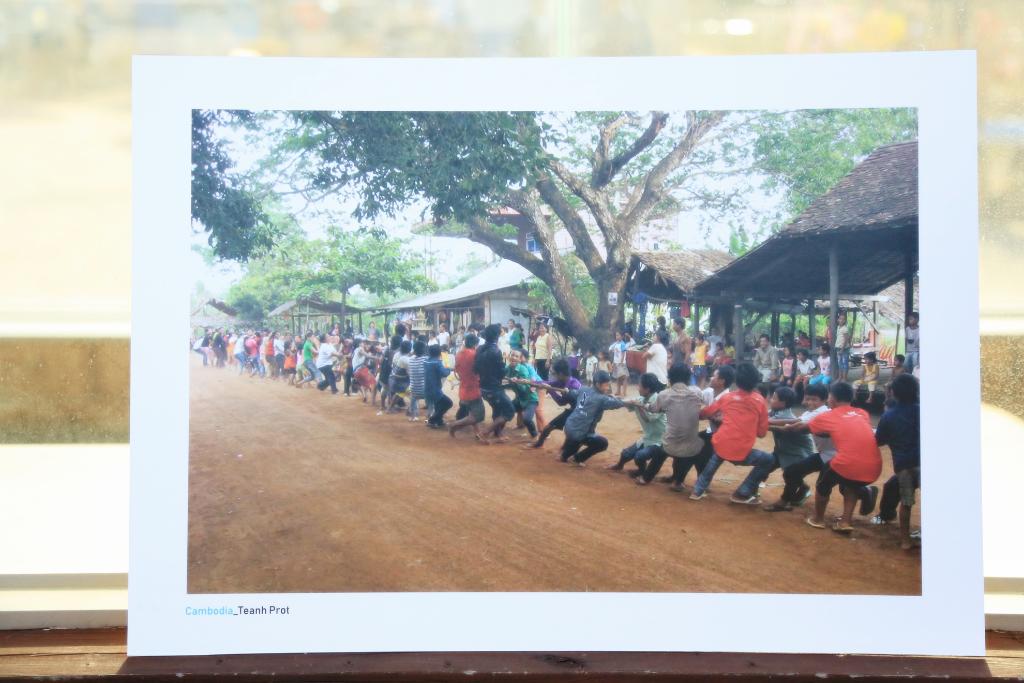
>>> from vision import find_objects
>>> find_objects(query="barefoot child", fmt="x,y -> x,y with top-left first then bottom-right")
874,374 -> 920,549
690,363 -> 773,504
560,370 -> 627,466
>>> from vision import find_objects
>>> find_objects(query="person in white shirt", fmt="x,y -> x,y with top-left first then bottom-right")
436,324 -> 450,349
273,334 -> 286,379
315,334 -> 341,394
771,382 -> 836,507
645,330 -> 670,386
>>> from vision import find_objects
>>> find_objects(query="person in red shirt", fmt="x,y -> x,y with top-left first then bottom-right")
690,363 -> 773,504
448,333 -> 486,442
264,332 -> 276,379
798,381 -> 883,533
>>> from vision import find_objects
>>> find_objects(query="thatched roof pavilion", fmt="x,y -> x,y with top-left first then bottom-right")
630,249 -> 735,301
691,140 -> 919,361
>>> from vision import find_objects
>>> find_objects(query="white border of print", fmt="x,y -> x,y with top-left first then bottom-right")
131,53 -> 981,657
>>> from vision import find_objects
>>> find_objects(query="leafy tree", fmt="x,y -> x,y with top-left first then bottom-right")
191,110 -> 277,261
259,110 -> 729,346
213,108 -> 916,345
225,228 -> 430,322
752,108 -> 918,218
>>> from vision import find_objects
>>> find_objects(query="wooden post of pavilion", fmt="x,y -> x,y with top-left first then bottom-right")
732,303 -> 743,362
807,299 -> 816,351
770,312 -> 780,346
904,251 -> 915,322
692,303 -> 700,336
828,243 -> 840,372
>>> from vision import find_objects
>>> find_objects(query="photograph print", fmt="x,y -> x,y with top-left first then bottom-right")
188,106 -> 922,596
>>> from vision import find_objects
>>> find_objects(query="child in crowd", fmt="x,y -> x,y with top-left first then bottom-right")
768,383 -> 832,509
388,340 -> 412,414
853,351 -> 880,393
597,350 -> 613,377
560,370 -> 628,467
568,345 -> 581,380
527,358 -> 582,449
608,372 -> 666,476
507,349 -> 540,438
584,348 -> 599,385
809,342 -> 832,386
449,333 -> 486,442
634,364 -> 706,487
760,386 -> 816,512
873,374 -> 921,549
779,345 -> 796,388
282,340 -> 297,385
690,363 -> 773,504
712,342 -> 730,368
692,333 -> 710,388
407,340 -> 427,422
610,331 -> 630,397
793,348 -> 816,399
424,344 -> 453,428
797,382 -> 883,533
890,353 -> 906,379
375,336 -> 397,414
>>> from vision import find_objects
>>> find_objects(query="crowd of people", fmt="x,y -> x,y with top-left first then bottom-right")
191,310 -> 921,551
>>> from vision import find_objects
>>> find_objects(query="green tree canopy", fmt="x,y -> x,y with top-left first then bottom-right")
204,107 -> 917,343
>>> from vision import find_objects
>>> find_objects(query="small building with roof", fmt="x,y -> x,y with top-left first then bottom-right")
268,297 -> 367,335
377,259 -> 535,335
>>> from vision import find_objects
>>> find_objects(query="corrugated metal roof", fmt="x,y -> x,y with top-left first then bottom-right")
380,259 -> 533,311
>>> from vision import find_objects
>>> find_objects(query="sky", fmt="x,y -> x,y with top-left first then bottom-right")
189,111 -> 786,299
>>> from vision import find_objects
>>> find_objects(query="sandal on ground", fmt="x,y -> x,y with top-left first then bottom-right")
763,502 -> 792,512
832,523 -> 855,534
805,517 -> 827,529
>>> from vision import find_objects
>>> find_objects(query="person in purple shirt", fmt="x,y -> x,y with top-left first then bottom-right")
526,358 -> 583,449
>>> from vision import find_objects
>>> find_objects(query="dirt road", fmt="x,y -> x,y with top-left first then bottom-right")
188,359 -> 920,594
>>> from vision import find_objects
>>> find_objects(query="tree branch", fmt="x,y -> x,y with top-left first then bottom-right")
593,111 -> 668,188
621,111 -> 726,229
591,113 -> 631,176
533,176 -> 605,275
548,159 -> 617,239
463,216 -> 551,282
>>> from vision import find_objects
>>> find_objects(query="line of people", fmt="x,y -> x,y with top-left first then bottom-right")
192,320 -> 922,550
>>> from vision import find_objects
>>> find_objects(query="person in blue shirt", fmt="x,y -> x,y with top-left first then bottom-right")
560,370 -> 629,467
424,344 -> 453,428
873,373 -> 921,549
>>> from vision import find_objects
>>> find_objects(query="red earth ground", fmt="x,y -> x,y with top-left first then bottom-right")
187,358 -> 921,595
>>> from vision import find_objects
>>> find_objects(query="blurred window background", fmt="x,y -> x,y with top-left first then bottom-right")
0,0 -> 1021,628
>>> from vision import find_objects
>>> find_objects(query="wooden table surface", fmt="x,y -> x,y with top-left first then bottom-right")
1,628 -> 1023,680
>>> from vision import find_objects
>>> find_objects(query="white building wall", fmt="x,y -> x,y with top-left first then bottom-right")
487,292 -> 533,328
